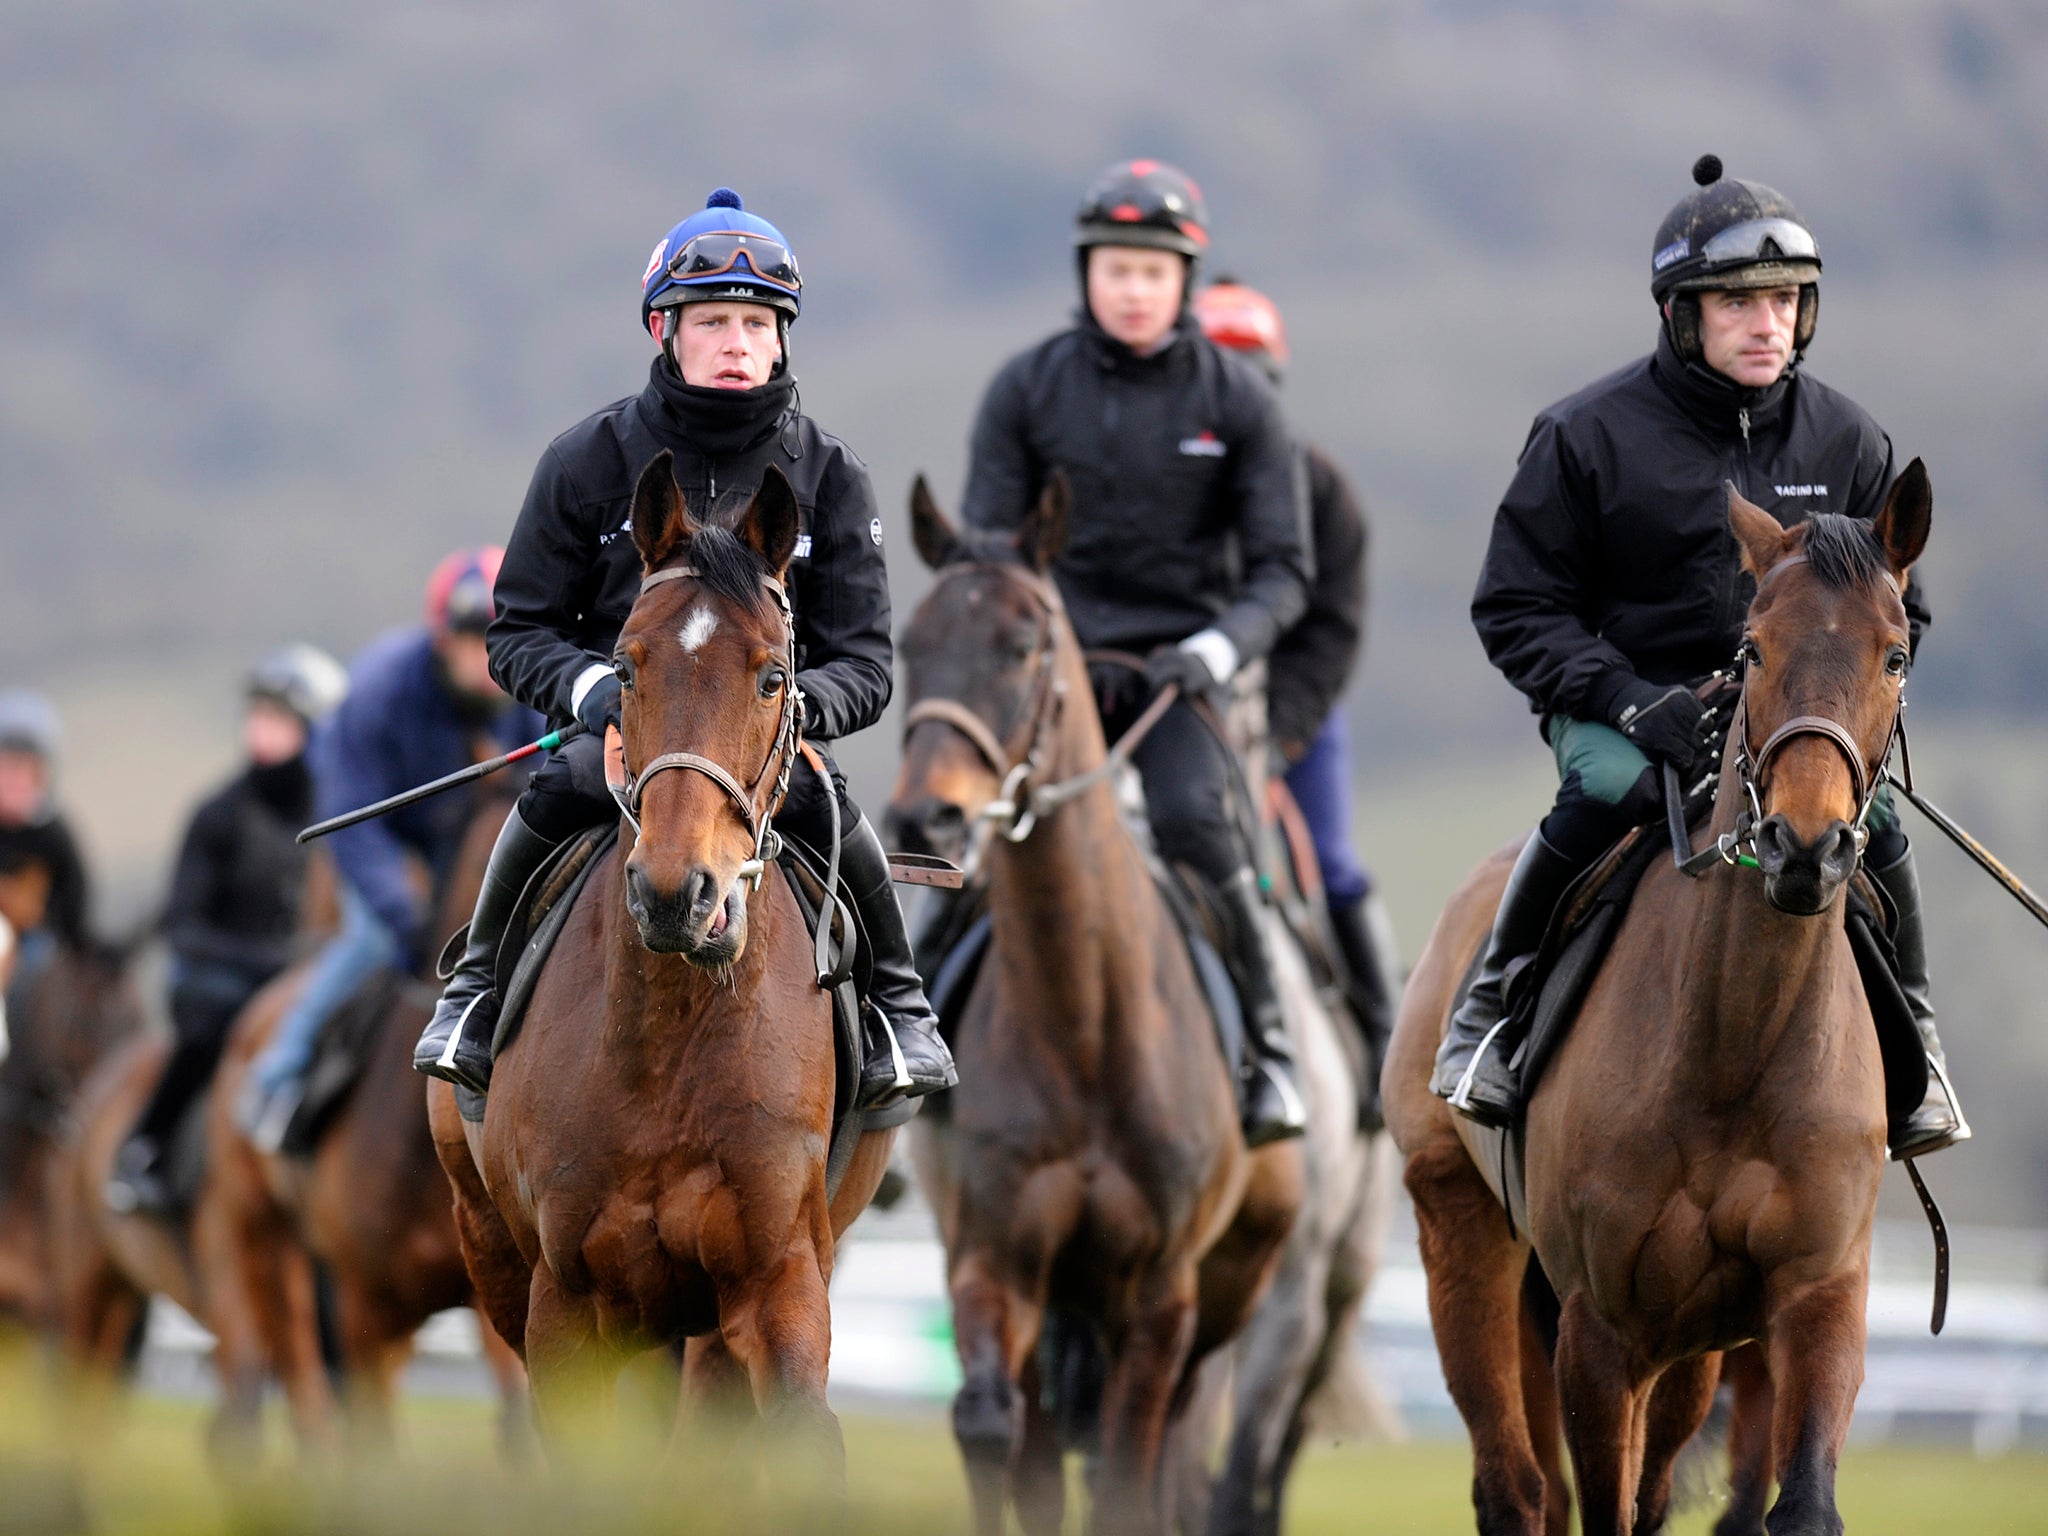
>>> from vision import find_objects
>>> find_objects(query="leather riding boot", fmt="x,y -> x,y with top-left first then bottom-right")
1328,892 -> 1399,1133
1219,868 -> 1308,1147
1869,845 -> 1970,1160
842,813 -> 958,1107
1429,830 -> 1584,1127
412,808 -> 558,1094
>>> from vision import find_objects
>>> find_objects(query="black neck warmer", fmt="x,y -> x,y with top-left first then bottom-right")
1076,307 -> 1197,378
1651,327 -> 1794,437
247,754 -> 312,821
646,354 -> 797,459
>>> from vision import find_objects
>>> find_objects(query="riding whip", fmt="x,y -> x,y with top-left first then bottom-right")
296,723 -> 586,844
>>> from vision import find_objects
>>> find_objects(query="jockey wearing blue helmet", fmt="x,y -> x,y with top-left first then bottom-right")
640,188 -> 802,355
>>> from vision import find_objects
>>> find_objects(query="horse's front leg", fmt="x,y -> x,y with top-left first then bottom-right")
1635,1354 -> 1721,1533
1762,1271 -> 1866,1536
523,1269 -> 629,1458
1716,1341 -> 1775,1536
1554,1291 -> 1650,1536
721,1240 -> 844,1496
1093,1264 -> 1199,1536
949,1248 -> 1042,1536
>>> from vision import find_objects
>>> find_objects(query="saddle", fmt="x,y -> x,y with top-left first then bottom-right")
1459,819 -> 1929,1235
919,860 -> 1249,1120
274,968 -> 415,1159
452,822 -> 917,1202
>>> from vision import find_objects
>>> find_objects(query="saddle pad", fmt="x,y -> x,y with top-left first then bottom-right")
280,966 -> 410,1157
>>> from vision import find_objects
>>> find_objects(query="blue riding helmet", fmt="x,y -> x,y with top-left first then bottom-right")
639,188 -> 803,332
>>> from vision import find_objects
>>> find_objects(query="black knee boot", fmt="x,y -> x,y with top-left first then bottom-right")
413,808 -> 558,1093
1868,845 -> 1970,1159
842,813 -> 958,1107
1219,868 -> 1308,1147
1328,892 -> 1399,1133
1429,830 -> 1584,1127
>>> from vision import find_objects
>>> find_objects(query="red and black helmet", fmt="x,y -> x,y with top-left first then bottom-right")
424,546 -> 505,635
1074,159 -> 1210,260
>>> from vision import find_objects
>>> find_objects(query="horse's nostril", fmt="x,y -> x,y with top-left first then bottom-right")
928,802 -> 965,841
1754,816 -> 1790,874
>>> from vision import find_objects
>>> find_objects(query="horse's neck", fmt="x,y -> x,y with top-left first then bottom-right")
986,687 -> 1159,1037
1662,763 -> 1852,1085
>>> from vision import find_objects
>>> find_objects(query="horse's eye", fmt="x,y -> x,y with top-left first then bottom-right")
613,657 -> 635,690
1738,637 -> 1762,670
758,666 -> 786,699
1885,646 -> 1909,679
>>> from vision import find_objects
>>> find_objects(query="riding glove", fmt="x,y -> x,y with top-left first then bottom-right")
1145,643 -> 1220,700
574,671 -> 624,736
1607,679 -> 1710,768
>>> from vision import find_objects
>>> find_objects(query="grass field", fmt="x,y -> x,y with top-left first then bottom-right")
3,1375 -> 2041,1536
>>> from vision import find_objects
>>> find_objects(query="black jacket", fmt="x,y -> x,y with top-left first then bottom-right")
163,759 -> 313,987
489,359 -> 893,744
962,314 -> 1308,662
0,809 -> 89,947
1268,444 -> 1368,759
1473,331 -> 1929,723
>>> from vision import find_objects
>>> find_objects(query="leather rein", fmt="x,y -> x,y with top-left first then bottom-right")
900,564 -> 1179,846
609,563 -> 803,887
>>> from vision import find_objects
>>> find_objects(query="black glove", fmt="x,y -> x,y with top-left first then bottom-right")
1609,680 -> 1710,768
1145,644 -> 1219,699
575,671 -> 623,736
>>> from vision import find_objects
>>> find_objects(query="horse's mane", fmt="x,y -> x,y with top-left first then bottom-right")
1799,513 -> 1890,595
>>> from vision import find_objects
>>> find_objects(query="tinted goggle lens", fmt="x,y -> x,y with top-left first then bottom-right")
1700,217 -> 1819,265
665,231 -> 801,293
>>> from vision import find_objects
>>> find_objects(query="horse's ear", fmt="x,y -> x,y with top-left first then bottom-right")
1019,469 -> 1071,574
910,474 -> 961,571
631,451 -> 698,570
1872,458 -> 1932,578
739,464 -> 802,578
1726,481 -> 1790,581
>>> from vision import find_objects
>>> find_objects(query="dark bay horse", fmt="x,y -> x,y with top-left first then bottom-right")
1387,468 -> 1934,1536
429,456 -> 897,1476
1,907 -> 146,1333
886,479 -> 1305,1536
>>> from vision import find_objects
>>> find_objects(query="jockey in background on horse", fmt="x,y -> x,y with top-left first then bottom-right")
238,553 -> 539,1147
1193,276 -> 1402,1131
104,646 -> 349,1215
0,689 -> 92,980
411,187 -> 957,1109
1431,154 -> 1968,1160
961,159 -> 1312,1146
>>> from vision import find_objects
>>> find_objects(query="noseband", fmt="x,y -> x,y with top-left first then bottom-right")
613,563 -> 803,885
900,564 -> 1067,843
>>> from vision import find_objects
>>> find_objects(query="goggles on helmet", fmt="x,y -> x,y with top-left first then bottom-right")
1699,217 -> 1819,266
654,230 -> 801,305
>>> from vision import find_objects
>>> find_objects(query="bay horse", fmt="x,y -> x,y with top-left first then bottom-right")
1386,467 -> 1934,1536
202,774 -> 529,1453
428,456 -> 897,1479
884,477 -> 1306,1536
55,763 -> 525,1459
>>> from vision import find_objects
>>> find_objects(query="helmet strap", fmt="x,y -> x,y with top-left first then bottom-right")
1663,293 -> 1703,364
1794,284 -> 1819,353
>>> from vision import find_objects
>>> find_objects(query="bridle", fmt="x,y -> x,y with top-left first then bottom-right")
1678,550 -> 1906,877
611,563 -> 804,887
900,562 -> 1182,847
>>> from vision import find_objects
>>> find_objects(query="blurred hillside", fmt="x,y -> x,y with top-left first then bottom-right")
4,0 -> 2048,1214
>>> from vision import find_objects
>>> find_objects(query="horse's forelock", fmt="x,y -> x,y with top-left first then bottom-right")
1797,513 -> 1890,597
660,524 -> 777,623
952,527 -> 1027,568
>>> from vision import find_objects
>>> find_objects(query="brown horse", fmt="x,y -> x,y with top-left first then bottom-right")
886,479 -> 1303,1536
1387,469 -> 1933,1536
203,776 -> 530,1453
2,922 -> 146,1334
56,771 -> 525,1459
429,457 -> 897,1478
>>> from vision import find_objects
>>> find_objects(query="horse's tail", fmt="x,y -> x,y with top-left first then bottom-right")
1037,1309 -> 1106,1454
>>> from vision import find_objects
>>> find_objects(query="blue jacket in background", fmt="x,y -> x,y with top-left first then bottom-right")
312,627 -> 540,960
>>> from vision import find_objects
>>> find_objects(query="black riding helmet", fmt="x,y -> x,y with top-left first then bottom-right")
1652,155 -> 1822,363
1074,159 -> 1209,301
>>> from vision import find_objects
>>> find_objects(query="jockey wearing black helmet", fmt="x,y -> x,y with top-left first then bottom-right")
1433,156 -> 1966,1161
960,160 -> 1313,1147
